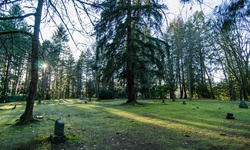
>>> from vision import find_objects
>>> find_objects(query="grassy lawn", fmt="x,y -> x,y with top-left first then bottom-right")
0,99 -> 249,150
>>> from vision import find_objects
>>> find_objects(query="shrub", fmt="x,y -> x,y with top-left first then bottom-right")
45,93 -> 51,100
99,89 -> 114,99
4,94 -> 27,102
16,94 -> 27,101
150,85 -> 169,99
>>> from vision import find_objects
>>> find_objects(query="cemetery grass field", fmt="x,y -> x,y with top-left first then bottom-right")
0,99 -> 249,150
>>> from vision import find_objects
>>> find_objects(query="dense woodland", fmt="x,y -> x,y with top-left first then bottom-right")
0,1 -> 249,122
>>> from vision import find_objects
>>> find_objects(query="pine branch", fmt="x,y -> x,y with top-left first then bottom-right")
0,30 -> 32,37
0,13 -> 34,20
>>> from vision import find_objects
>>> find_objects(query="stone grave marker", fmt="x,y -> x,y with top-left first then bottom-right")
239,100 -> 248,108
226,113 -> 235,119
50,119 -> 66,143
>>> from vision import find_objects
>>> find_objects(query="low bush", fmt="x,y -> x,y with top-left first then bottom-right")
99,89 -> 114,99
3,94 -> 27,102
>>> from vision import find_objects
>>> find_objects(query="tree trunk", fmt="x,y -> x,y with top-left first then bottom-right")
2,55 -> 11,102
187,71 -> 192,100
228,78 -> 236,100
180,57 -> 187,99
20,0 -> 43,123
94,47 -> 100,100
240,75 -> 248,100
166,43 -> 175,101
125,0 -> 137,104
205,68 -> 215,99
12,63 -> 23,95
177,59 -> 182,99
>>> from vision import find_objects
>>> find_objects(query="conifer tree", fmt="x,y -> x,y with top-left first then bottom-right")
95,0 -> 166,104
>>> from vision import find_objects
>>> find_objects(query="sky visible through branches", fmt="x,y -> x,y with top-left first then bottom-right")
20,0 -> 223,60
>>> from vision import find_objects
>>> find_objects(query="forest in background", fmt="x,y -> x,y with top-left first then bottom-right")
0,0 -> 249,106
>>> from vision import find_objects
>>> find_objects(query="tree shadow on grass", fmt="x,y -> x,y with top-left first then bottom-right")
2,100 -> 249,150
102,105 -> 250,149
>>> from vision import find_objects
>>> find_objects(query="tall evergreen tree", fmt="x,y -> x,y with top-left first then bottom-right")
95,0 -> 166,104
76,51 -> 85,98
51,24 -> 70,100
0,4 -> 30,102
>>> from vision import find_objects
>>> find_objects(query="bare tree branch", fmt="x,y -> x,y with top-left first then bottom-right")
75,0 -> 102,9
48,0 -> 79,49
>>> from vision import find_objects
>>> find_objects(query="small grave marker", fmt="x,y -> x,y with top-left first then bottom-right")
50,119 -> 66,143
226,113 -> 235,119
239,100 -> 248,109
54,119 -> 64,136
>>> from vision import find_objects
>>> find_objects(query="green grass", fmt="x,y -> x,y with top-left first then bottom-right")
0,99 -> 249,150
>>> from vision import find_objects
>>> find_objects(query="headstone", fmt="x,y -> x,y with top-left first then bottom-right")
226,113 -> 235,119
50,119 -> 66,143
239,100 -> 248,108
183,101 -> 186,105
55,119 -> 64,136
